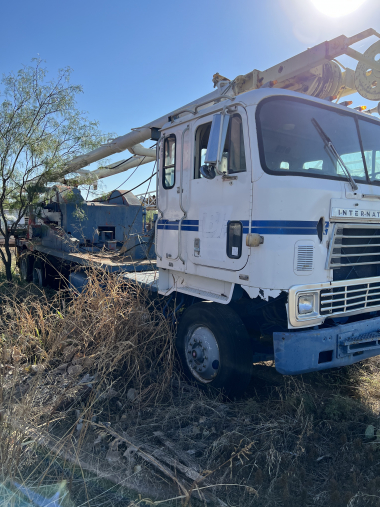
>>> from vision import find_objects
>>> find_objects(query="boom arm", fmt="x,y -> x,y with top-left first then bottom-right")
60,28 -> 380,184
62,88 -> 224,178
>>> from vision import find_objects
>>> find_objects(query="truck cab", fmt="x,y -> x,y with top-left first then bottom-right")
156,87 -> 380,391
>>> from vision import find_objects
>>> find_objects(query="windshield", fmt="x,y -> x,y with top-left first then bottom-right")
257,97 -> 380,184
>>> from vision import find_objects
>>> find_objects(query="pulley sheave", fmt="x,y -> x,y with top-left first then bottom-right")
355,40 -> 380,100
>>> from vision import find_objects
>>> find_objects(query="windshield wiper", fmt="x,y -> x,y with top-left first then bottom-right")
311,118 -> 358,191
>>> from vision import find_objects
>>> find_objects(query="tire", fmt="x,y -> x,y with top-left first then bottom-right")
19,252 -> 34,282
176,302 -> 253,397
32,259 -> 46,287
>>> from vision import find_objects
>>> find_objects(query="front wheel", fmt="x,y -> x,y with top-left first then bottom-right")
176,302 -> 253,397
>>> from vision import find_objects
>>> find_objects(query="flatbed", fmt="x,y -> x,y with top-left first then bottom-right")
18,241 -> 156,273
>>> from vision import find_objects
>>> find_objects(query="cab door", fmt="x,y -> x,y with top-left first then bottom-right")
188,106 -> 252,271
156,126 -> 191,271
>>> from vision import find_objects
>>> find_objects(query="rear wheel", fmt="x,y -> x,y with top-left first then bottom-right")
19,252 -> 34,282
176,302 -> 253,397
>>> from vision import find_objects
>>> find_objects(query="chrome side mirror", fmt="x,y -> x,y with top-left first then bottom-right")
200,164 -> 216,179
204,112 -> 230,174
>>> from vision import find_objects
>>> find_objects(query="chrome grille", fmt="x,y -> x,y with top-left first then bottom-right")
320,280 -> 380,316
326,223 -> 380,272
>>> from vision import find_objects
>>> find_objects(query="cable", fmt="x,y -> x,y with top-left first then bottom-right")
123,162 -> 157,260
75,154 -> 145,201
45,142 -> 158,205
114,164 -> 140,190
105,171 -> 157,202
113,143 -> 157,191
103,155 -> 134,172
113,156 -> 147,191
74,152 -> 147,202
42,156 -> 156,208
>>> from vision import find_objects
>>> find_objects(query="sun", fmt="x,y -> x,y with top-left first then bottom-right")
310,0 -> 367,17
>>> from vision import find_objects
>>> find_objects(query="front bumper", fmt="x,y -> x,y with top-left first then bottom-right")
274,314 -> 380,374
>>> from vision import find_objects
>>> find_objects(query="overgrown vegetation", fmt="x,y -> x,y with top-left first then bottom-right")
1,266 -> 380,506
0,59 -> 107,280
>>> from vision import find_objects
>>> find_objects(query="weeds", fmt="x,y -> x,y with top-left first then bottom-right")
1,264 -> 380,505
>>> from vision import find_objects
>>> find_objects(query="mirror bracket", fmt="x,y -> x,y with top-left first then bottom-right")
204,112 -> 230,175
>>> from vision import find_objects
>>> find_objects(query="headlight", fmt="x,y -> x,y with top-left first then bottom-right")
298,293 -> 316,315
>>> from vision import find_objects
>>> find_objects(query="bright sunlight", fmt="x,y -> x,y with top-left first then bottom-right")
310,0 -> 367,17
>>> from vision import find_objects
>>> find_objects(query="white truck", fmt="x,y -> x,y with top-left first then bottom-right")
18,28 -> 380,395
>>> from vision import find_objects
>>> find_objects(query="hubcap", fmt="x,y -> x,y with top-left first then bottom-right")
186,326 -> 220,383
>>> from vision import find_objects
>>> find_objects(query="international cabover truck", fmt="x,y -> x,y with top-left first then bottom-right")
16,29 -> 380,395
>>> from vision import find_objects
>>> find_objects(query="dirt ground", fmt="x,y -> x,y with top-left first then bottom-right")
4,357 -> 380,507
2,272 -> 380,506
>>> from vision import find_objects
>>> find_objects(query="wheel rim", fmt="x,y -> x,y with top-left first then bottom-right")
185,326 -> 220,383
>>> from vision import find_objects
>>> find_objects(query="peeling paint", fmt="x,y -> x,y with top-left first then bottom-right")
242,285 -> 283,301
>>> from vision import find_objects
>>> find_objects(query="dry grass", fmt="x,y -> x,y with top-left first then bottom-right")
0,265 -> 176,505
1,264 -> 380,506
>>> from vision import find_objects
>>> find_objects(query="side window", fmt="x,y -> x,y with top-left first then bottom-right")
365,151 -> 380,181
227,221 -> 243,259
228,115 -> 246,174
194,114 -> 246,178
163,134 -> 176,189
194,123 -> 211,178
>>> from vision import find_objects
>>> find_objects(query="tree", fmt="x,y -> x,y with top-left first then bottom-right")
0,59 -> 106,281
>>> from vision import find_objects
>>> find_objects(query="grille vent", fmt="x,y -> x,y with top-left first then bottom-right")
320,281 -> 380,317
294,241 -> 314,275
326,223 -> 380,280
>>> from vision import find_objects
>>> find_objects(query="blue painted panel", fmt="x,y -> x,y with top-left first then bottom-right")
273,314 -> 380,374
62,203 -> 144,243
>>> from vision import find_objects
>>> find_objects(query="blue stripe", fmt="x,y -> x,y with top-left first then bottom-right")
158,219 -> 199,231
251,227 -> 318,235
157,225 -> 179,230
158,219 -> 199,224
181,226 -> 198,231
158,220 -> 179,225
183,220 -> 199,226
157,219 -> 324,235
251,220 -> 318,228
157,224 -> 199,231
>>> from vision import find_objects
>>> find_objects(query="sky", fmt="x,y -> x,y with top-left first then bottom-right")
1,0 -> 380,196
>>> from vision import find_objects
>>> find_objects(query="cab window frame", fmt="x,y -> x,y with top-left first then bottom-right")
162,133 -> 176,190
255,95 -> 380,185
194,113 -> 247,179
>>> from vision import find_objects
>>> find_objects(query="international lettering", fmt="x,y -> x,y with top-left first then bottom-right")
335,209 -> 380,219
